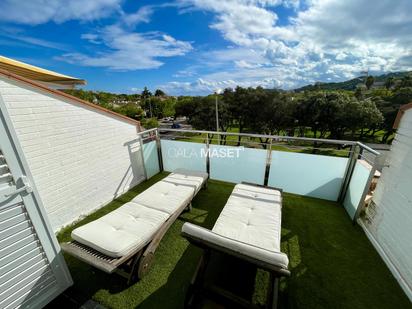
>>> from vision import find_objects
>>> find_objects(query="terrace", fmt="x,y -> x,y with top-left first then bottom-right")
49,128 -> 410,308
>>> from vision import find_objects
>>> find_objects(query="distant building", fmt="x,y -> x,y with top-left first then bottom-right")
370,81 -> 385,89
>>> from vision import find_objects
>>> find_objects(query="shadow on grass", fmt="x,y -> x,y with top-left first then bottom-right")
49,176 -> 234,308
49,175 -> 411,309
279,193 -> 412,309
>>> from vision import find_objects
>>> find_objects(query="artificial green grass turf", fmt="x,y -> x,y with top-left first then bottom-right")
55,173 -> 411,309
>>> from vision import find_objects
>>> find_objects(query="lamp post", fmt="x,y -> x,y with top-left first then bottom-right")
215,89 -> 222,144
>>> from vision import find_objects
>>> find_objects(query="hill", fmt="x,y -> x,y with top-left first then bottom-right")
295,71 -> 412,92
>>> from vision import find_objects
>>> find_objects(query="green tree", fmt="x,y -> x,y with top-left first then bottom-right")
141,87 -> 152,99
399,75 -> 412,88
141,117 -> 159,129
175,97 -> 196,119
115,103 -> 144,120
378,87 -> 412,143
222,87 -> 254,145
141,87 -> 153,117
154,89 -> 166,97
365,76 -> 375,90
385,77 -> 395,89
294,91 -> 382,141
242,89 -> 296,146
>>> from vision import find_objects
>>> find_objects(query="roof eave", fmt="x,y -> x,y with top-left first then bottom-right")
393,101 -> 412,129
0,68 -> 141,130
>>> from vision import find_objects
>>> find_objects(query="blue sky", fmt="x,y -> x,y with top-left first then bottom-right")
0,0 -> 411,95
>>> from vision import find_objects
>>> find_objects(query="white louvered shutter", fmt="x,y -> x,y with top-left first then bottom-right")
0,100 -> 72,309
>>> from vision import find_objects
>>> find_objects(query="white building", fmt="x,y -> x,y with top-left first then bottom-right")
362,102 -> 412,301
0,56 -> 145,308
0,57 -> 145,231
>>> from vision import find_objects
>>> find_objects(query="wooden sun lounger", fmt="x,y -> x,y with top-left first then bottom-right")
61,199 -> 193,283
62,169 -> 208,284
181,182 -> 290,309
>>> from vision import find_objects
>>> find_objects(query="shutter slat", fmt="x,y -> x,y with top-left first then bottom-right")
0,241 -> 39,268
0,195 -> 59,309
0,213 -> 27,232
0,246 -> 42,277
0,260 -> 49,298
0,204 -> 24,222
1,273 -> 55,309
0,234 -> 37,257
0,173 -> 12,183
0,220 -> 31,241
0,139 -> 67,309
0,227 -> 33,249
0,252 -> 46,285
13,279 -> 56,309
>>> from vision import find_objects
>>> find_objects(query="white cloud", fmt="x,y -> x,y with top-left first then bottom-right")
171,0 -> 412,94
0,26 -> 69,50
60,25 -> 193,70
122,5 -> 154,26
0,0 -> 122,25
160,76 -> 287,95
235,60 -> 263,69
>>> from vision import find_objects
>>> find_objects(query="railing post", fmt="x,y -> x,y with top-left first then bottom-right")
338,144 -> 360,203
264,138 -> 273,186
155,128 -> 164,172
353,152 -> 380,223
206,133 -> 210,177
138,135 -> 148,180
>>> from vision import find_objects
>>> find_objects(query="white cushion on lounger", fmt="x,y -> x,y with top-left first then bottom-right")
132,180 -> 194,214
182,223 -> 289,270
212,184 -> 282,252
71,169 -> 208,257
72,202 -> 169,258
132,169 -> 207,214
166,169 -> 208,192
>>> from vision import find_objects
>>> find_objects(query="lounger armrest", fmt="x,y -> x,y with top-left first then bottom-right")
181,223 -> 290,276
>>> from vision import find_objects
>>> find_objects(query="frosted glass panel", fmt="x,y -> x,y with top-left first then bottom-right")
210,145 -> 267,185
343,159 -> 372,219
143,141 -> 160,179
161,140 -> 207,173
268,151 -> 348,201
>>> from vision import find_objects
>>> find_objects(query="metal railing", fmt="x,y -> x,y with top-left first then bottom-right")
137,127 -> 380,222
159,128 -> 358,146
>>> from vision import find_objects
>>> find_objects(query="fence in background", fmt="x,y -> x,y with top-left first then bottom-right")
137,128 -> 380,222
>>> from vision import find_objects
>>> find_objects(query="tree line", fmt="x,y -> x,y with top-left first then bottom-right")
175,75 -> 412,144
64,74 -> 412,143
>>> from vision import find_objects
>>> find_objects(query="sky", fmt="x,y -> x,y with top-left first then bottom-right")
0,0 -> 411,95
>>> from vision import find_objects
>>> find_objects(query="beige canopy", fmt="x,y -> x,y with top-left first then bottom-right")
0,55 -> 86,87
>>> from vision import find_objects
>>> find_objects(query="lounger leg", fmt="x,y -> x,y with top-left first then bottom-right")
267,273 -> 279,309
185,250 -> 210,308
137,252 -> 155,280
127,252 -> 143,285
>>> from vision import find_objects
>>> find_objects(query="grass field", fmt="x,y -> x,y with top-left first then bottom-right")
50,173 -> 411,309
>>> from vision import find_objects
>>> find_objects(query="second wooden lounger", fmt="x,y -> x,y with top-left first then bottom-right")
181,183 -> 290,309
61,169 -> 208,284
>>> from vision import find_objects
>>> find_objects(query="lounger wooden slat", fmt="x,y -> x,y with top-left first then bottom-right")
62,169 -> 208,284
181,182 -> 290,309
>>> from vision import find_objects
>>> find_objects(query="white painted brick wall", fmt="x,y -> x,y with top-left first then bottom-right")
0,77 -> 146,231
366,109 -> 412,300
